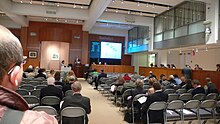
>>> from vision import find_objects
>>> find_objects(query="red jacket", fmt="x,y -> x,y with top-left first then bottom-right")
123,75 -> 131,81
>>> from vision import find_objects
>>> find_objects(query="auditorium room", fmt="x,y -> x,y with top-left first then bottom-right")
0,0 -> 220,124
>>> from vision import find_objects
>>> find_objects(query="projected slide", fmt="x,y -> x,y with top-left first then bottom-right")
101,42 -> 122,59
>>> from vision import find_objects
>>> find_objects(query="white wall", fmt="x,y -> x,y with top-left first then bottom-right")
186,48 -> 220,70
89,26 -> 128,37
131,53 -> 148,73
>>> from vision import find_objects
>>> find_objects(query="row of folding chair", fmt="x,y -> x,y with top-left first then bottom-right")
23,96 -> 61,109
168,93 -> 220,102
16,89 -> 41,98
19,84 -> 47,91
33,106 -> 86,124
21,80 -> 47,86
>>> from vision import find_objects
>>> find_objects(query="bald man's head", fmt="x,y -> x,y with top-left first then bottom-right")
71,81 -> 82,92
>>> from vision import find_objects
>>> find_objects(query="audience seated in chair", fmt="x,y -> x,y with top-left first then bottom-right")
141,82 -> 168,124
40,77 -> 63,111
54,71 -> 64,86
94,69 -> 107,90
204,77 -> 219,94
191,79 -> 205,96
62,76 -> 75,94
61,81 -> 91,124
123,73 -> 131,81
35,69 -> 46,79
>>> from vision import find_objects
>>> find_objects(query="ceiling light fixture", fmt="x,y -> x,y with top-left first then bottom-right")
195,48 -> 198,52
73,4 -> 76,8
76,20 -> 79,23
205,47 -> 208,51
180,49 -> 182,54
121,0 -> 124,4
116,9 -> 118,13
105,8 -> 108,11
65,20 -> 67,22
42,1 -> 44,5
167,6 -> 170,10
30,0 -> 32,4
57,3 -> 60,7
81,5 -> 83,9
56,18 -> 58,21
140,12 -> 143,16
152,4 -> 155,8
128,10 -> 131,14
44,18 -> 47,21
112,0 -> 115,3
137,2 -> 140,6
20,0 -> 23,3
146,3 -> 149,7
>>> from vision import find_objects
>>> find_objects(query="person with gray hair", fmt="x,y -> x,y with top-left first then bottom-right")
61,81 -> 91,124
40,77 -> 63,111
0,25 -> 58,123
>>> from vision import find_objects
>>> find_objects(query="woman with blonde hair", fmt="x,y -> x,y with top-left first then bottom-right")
65,70 -> 77,83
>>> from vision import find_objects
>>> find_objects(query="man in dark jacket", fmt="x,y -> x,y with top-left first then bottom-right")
191,79 -> 205,96
40,77 -> 63,111
61,81 -> 91,124
141,82 -> 168,124
94,69 -> 107,89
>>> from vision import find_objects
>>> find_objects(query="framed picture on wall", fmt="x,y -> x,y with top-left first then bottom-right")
51,53 -> 59,60
28,51 -> 37,59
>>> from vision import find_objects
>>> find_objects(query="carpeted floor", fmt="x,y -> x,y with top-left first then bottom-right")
79,79 -> 127,124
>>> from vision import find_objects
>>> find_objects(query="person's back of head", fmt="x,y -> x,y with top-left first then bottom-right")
192,79 -> 200,87
54,71 -> 61,81
47,77 -> 55,85
69,76 -> 75,83
135,79 -> 144,88
169,75 -> 174,80
71,81 -> 82,92
101,69 -> 104,73
0,25 -> 23,90
205,77 -> 211,82
153,82 -> 162,91
173,74 -> 178,78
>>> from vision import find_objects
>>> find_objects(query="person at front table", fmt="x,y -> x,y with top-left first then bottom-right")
61,60 -> 65,67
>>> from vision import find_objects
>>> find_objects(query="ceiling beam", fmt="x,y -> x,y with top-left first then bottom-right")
0,0 -> 29,27
11,2 -> 89,21
83,0 -> 112,31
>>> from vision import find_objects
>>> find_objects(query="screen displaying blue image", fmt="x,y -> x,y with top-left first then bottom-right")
100,42 -> 122,59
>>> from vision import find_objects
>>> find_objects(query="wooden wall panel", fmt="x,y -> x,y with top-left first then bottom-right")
139,67 -> 220,91
82,31 -> 89,64
91,65 -> 134,73
89,34 -> 131,65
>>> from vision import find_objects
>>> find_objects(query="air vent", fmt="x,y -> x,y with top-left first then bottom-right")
46,6 -> 57,15
46,10 -> 56,14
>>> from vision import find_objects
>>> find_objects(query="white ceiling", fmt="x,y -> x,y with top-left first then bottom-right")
0,0 -> 185,31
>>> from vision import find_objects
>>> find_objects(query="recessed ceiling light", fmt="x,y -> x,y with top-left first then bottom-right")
44,18 -> 48,21
205,47 -> 208,51
20,0 -> 23,3
73,4 -> 76,8
30,0 -> 32,4
137,2 -> 140,6
81,5 -> 83,9
128,10 -> 131,14
121,0 -> 124,4
65,20 -> 67,22
105,8 -> 108,11
42,1 -> 44,5
112,0 -> 115,3
56,18 -> 58,21
57,3 -> 60,7
76,20 -> 79,23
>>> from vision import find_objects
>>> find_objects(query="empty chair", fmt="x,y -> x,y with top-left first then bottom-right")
205,93 -> 218,100
146,102 -> 167,124
61,107 -> 86,124
19,84 -> 34,91
36,85 -> 47,90
119,89 -> 132,111
183,100 -> 200,122
65,90 -> 73,97
23,95 -> 40,108
193,93 -> 205,101
31,89 -> 41,98
176,89 -> 186,94
215,101 -> 220,123
163,89 -> 175,94
199,100 -> 216,122
166,100 -> 184,123
16,89 -> 29,96
41,96 -> 61,111
168,93 -> 179,102
187,89 -> 194,93
179,93 -> 192,102
33,106 -> 58,116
